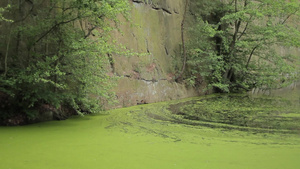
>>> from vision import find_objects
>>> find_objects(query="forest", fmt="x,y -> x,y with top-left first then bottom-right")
0,1 -> 300,169
0,0 -> 299,125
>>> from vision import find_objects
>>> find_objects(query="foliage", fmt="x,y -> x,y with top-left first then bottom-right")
0,5 -> 13,22
187,0 -> 300,92
0,0 -> 130,122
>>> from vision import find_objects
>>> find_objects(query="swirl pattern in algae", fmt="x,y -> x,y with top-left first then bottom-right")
0,94 -> 299,169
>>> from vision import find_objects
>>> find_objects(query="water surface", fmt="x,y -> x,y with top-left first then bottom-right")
0,93 -> 299,169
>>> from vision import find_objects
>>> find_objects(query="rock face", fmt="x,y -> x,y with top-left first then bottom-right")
111,0 -> 201,107
0,0 -> 201,111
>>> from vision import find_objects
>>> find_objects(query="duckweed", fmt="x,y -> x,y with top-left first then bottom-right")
0,94 -> 299,169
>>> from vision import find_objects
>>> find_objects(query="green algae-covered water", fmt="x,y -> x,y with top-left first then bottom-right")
0,93 -> 299,169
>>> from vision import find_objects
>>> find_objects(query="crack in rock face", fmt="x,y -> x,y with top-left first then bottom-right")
132,0 -> 173,14
112,0 -> 198,108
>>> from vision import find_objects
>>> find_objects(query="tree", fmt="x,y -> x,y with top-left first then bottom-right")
0,0 -> 130,124
175,0 -> 189,82
187,0 -> 300,92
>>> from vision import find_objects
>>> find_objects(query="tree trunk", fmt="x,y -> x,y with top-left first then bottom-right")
175,0 -> 189,82
4,34 -> 11,77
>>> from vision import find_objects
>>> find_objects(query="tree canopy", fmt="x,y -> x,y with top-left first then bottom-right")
0,0 -> 130,124
187,0 -> 300,92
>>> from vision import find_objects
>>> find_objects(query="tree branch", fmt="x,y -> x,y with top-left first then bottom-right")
281,10 -> 298,25
246,45 -> 258,69
237,1 -> 250,40
84,26 -> 97,39
32,16 -> 81,47
229,0 -> 241,51
13,0 -> 34,23
83,15 -> 105,39
238,17 -> 252,40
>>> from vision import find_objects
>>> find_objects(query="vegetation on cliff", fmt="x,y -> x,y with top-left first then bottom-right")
186,0 -> 300,92
1,0 -> 300,125
0,0 -> 130,125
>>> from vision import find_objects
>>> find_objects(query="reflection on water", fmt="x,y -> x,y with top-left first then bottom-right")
251,81 -> 300,100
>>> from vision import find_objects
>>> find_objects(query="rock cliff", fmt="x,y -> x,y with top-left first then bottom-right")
111,0 -> 200,107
